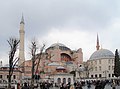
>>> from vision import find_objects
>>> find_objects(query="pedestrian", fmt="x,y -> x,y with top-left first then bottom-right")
95,81 -> 102,89
78,84 -> 83,89
101,81 -> 106,89
87,81 -> 91,89
70,85 -> 74,89
111,80 -> 116,89
74,82 -> 77,88
17,83 -> 20,89
21,82 -> 29,89
67,82 -> 71,89
60,83 -> 64,89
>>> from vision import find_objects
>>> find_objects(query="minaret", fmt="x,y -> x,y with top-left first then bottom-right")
96,34 -> 100,50
18,15 -> 25,66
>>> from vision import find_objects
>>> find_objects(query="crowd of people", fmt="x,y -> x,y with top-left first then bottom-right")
17,79 -> 120,89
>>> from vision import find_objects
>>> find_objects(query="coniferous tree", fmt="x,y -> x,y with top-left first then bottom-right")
114,49 -> 120,77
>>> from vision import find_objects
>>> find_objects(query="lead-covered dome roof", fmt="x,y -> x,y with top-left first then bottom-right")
50,43 -> 66,47
47,43 -> 71,51
89,49 -> 114,60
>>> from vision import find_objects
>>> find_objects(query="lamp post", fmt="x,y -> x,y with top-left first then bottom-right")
77,65 -> 84,81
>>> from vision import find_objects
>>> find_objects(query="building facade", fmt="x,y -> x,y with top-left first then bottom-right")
88,49 -> 115,79
0,17 -> 117,85
24,43 -> 83,84
86,35 -> 116,80
0,62 -> 21,84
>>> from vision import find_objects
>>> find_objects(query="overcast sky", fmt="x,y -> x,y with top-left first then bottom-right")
0,0 -> 120,65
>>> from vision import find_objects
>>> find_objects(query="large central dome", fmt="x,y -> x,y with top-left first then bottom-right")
47,43 -> 71,51
50,43 -> 66,47
89,49 -> 114,60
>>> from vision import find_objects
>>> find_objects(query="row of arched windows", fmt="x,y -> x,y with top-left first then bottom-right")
57,78 -> 71,84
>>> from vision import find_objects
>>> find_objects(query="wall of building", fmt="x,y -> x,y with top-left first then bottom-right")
88,58 -> 115,79
52,73 -> 74,85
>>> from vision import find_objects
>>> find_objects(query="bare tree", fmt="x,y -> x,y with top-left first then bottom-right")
30,40 -> 45,89
84,61 -> 93,78
35,44 -> 45,76
30,41 -> 37,89
7,37 -> 19,89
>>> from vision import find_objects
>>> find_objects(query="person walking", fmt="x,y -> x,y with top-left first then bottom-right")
111,80 -> 116,89
17,83 -> 20,89
70,85 -> 74,89
95,81 -> 102,89
21,82 -> 29,89
67,82 -> 71,89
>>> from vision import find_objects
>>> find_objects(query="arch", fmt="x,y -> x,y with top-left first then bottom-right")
63,78 -> 66,84
57,78 -> 61,84
68,78 -> 71,83
61,53 -> 72,61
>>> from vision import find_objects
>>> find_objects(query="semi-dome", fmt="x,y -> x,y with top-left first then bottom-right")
89,49 -> 114,60
56,66 -> 65,70
48,62 -> 60,66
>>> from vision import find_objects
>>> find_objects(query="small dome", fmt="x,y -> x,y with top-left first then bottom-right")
89,49 -> 114,60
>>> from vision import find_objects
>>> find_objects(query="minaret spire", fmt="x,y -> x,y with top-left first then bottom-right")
20,14 -> 24,24
96,34 -> 100,50
19,15 -> 25,66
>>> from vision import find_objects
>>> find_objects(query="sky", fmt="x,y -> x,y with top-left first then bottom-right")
0,0 -> 120,65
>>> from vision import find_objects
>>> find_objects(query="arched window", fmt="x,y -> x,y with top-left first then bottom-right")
108,66 -> 110,70
61,53 -> 72,61
63,78 -> 66,84
68,78 -> 71,83
57,78 -> 61,84
95,74 -> 97,78
99,66 -> 101,71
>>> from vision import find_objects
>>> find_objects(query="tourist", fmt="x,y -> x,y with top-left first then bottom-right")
111,80 -> 116,89
21,82 -> 29,89
87,81 -> 91,89
67,82 -> 71,89
60,83 -> 64,89
70,85 -> 74,89
17,83 -> 20,89
95,81 -> 102,89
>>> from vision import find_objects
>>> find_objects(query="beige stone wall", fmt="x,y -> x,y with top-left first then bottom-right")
0,68 -> 20,83
88,58 -> 115,79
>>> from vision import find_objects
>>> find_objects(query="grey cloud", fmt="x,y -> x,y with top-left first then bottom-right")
0,0 -> 120,61
0,0 -> 119,38
22,0 -> 120,34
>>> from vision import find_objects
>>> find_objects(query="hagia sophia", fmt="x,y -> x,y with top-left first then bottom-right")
0,16 -> 117,85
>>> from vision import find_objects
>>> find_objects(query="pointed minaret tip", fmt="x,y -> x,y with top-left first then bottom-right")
96,34 -> 100,50
20,14 -> 24,24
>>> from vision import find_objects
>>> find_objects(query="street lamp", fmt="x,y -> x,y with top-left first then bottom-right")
77,65 -> 84,81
